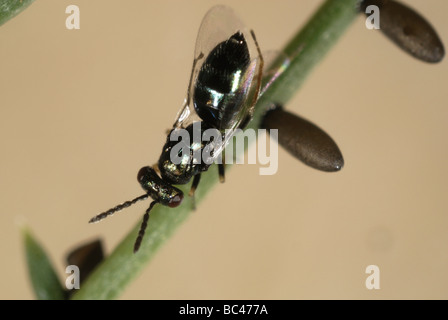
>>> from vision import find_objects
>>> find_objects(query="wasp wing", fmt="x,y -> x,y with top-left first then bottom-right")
174,6 -> 263,136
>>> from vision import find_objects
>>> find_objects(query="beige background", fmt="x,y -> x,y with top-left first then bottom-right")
0,0 -> 447,299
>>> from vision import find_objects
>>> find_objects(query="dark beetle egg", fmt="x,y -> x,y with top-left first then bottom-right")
361,0 -> 444,63
262,105 -> 344,172
66,239 -> 104,287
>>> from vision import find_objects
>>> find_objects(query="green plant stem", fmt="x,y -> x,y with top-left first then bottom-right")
72,0 -> 360,300
251,0 -> 361,129
0,0 -> 36,26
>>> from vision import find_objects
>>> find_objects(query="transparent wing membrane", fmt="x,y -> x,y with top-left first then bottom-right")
174,6 -> 263,136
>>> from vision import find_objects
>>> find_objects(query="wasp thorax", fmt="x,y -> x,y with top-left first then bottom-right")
158,123 -> 213,185
137,166 -> 183,207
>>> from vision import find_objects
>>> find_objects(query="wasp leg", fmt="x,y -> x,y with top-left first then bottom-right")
189,173 -> 201,210
250,29 -> 263,101
218,161 -> 225,183
238,114 -> 252,130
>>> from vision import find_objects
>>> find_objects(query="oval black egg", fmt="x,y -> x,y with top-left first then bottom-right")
66,239 -> 104,285
361,0 -> 444,63
262,106 -> 344,172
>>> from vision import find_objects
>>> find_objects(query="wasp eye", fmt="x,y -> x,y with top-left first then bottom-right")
168,193 -> 184,208
137,166 -> 150,183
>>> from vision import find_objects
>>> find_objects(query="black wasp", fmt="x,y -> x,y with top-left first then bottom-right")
89,6 -> 264,253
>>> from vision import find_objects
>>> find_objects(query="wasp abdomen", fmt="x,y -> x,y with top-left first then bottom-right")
194,32 -> 251,129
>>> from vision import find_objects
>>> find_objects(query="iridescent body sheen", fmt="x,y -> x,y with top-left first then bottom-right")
89,6 -> 263,253
194,32 -> 251,130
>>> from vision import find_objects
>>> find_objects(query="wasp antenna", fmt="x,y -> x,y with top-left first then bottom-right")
133,201 -> 158,253
89,193 -> 150,224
